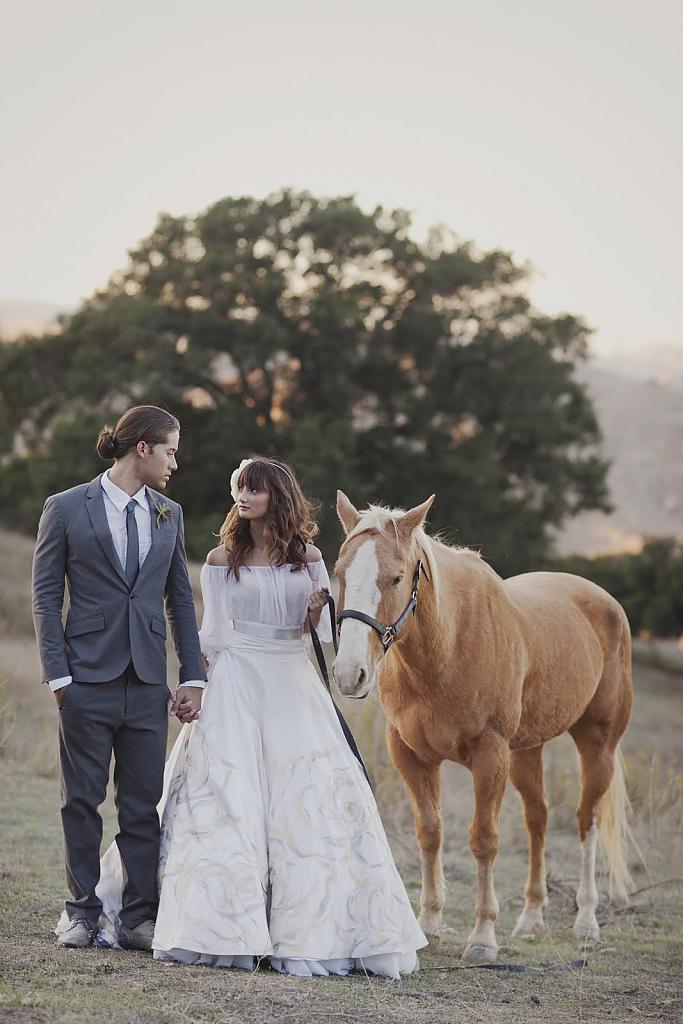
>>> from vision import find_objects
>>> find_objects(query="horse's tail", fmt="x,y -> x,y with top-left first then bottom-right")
597,744 -> 639,900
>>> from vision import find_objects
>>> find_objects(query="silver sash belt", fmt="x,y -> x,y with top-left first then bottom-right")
232,619 -> 304,641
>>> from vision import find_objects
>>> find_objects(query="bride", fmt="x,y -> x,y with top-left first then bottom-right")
59,456 -> 426,978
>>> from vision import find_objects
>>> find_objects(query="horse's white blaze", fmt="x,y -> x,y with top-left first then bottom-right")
334,539 -> 381,694
574,822 -> 600,942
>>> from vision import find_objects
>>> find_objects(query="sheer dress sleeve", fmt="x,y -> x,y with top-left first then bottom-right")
306,558 -> 333,644
198,564 -> 232,671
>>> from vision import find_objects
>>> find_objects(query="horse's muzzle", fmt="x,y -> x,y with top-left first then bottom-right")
332,664 -> 373,700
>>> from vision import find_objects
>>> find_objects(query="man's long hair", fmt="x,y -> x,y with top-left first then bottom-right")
219,458 -> 318,580
96,405 -> 179,460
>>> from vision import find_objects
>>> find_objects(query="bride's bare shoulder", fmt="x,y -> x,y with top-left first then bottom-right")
305,544 -> 323,563
206,546 -> 229,566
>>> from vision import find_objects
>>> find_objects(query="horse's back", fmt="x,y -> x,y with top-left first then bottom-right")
505,571 -> 630,650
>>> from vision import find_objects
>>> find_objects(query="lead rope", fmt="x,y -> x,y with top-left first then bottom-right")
308,594 -> 371,787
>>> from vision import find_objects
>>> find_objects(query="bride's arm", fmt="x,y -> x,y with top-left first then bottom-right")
305,547 -> 333,643
197,549 -> 232,668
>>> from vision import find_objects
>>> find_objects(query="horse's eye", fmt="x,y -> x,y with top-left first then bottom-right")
392,575 -> 403,587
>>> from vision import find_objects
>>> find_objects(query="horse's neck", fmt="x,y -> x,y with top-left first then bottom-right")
399,542 -> 511,675
444,544 -> 513,628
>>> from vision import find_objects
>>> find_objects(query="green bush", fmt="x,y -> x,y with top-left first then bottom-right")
548,538 -> 683,638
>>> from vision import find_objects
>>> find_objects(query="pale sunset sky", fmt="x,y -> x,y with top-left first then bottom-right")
1,0 -> 681,355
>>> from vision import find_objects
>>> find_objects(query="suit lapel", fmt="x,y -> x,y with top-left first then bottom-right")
135,488 -> 176,586
85,475 -> 129,586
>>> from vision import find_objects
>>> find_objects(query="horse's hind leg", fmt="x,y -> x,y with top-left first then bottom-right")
570,605 -> 633,944
386,723 -> 444,944
464,728 -> 510,963
569,718 -> 617,943
510,745 -> 548,938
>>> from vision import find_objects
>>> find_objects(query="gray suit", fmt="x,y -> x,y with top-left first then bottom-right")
32,473 -> 205,930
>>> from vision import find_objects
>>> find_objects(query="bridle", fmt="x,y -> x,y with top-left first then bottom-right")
337,560 -> 424,653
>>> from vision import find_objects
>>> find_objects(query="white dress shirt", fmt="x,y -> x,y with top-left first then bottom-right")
101,469 -> 152,570
49,470 -> 204,692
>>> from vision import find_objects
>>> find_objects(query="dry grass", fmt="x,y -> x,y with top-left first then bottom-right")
1,528 -> 682,1023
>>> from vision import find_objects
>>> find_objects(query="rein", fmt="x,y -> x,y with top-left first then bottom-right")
308,594 -> 371,786
337,560 -> 424,652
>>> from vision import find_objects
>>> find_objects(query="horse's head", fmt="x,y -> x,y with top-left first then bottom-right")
332,490 -> 435,698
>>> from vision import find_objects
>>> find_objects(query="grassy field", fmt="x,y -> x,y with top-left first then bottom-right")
1,528 -> 682,1023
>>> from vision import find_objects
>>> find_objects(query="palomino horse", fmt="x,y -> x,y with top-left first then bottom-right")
332,492 -> 633,963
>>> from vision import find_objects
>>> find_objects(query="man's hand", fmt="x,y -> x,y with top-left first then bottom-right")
53,686 -> 68,707
171,686 -> 203,723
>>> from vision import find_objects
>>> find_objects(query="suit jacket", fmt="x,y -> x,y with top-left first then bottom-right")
31,473 -> 205,685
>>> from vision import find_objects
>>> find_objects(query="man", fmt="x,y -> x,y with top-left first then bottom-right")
32,405 -> 206,950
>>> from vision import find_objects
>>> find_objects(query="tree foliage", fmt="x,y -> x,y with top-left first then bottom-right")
0,191 -> 609,571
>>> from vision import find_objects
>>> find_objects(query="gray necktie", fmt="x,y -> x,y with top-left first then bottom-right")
125,500 -> 139,585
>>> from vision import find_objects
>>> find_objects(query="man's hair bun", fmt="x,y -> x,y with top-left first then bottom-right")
95,426 -> 118,460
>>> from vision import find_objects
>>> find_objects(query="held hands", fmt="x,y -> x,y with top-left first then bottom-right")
307,587 -> 329,630
171,686 -> 203,724
52,682 -> 201,720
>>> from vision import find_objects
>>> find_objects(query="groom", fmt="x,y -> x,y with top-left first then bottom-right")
32,405 -> 206,951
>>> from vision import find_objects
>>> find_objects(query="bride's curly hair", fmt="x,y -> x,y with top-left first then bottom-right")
219,457 -> 319,580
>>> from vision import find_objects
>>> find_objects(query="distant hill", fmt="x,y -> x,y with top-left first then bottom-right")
556,362 -> 683,555
592,343 -> 683,392
0,299 -> 66,339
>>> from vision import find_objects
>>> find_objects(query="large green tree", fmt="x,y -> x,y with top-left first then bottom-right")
0,191 -> 609,571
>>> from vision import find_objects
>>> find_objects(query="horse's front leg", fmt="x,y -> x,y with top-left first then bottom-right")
386,723 -> 444,945
464,729 -> 510,963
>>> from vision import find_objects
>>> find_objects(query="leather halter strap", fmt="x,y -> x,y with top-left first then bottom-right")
337,560 -> 423,653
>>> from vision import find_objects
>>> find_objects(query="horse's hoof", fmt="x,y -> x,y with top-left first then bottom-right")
511,917 -> 545,939
418,911 -> 443,937
424,933 -> 441,953
462,943 -> 498,964
573,920 -> 600,945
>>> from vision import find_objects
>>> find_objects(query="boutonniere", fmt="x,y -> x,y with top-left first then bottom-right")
154,502 -> 173,528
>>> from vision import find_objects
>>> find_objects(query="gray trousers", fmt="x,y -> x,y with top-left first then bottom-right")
57,666 -> 169,929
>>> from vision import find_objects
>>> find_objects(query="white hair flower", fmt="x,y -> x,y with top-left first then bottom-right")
230,458 -> 253,504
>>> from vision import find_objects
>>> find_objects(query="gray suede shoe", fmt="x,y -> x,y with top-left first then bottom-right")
118,920 -> 155,951
57,919 -> 98,948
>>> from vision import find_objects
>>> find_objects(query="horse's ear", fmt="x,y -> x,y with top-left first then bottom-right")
397,495 -> 435,538
336,490 -> 361,535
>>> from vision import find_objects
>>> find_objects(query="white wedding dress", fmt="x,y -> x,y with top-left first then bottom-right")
56,559 -> 427,978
